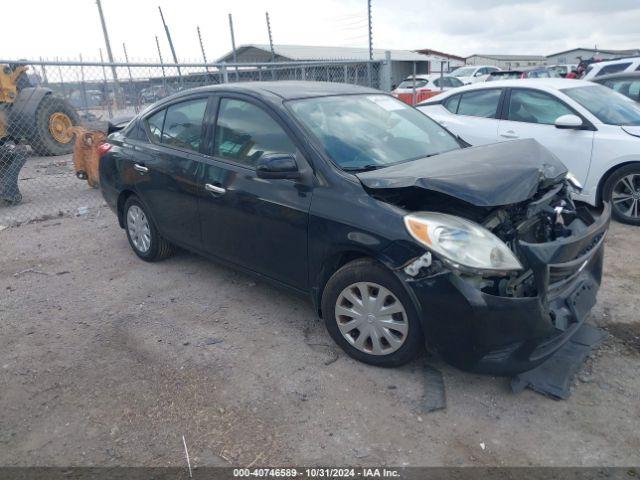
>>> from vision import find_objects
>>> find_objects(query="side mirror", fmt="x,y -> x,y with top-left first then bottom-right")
554,114 -> 583,129
256,153 -> 300,180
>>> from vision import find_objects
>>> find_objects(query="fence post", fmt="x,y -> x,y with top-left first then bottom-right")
221,62 -> 229,83
380,50 -> 392,91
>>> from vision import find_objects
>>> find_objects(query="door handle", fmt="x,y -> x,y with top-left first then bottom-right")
205,183 -> 226,195
500,131 -> 519,139
133,163 -> 149,173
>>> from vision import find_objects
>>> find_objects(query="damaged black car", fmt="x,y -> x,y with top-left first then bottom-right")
99,81 -> 610,375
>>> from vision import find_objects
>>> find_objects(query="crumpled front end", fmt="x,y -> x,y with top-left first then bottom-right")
401,183 -> 611,375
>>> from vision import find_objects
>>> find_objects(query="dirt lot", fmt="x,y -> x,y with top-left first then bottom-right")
1,199 -> 639,467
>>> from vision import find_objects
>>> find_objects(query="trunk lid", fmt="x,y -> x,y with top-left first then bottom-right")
356,138 -> 567,207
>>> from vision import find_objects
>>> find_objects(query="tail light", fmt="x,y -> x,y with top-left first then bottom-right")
97,142 -> 112,157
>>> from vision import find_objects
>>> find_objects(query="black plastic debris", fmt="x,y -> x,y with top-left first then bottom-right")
511,323 -> 607,400
422,364 -> 447,413
0,143 -> 29,205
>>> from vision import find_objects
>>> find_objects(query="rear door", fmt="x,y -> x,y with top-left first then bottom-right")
198,95 -> 312,288
437,88 -> 503,145
133,96 -> 211,249
497,88 -> 594,185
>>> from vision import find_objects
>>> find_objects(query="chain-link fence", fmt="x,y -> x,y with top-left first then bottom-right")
0,58 -> 383,227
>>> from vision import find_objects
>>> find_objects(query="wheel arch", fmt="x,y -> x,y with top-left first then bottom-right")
596,160 -> 640,205
116,189 -> 136,228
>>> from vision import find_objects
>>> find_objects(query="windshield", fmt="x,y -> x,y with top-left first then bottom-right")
562,85 -> 640,126
450,67 -> 476,77
288,94 -> 461,171
398,79 -> 429,89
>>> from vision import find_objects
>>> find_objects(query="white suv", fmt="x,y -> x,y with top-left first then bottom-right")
582,57 -> 640,80
417,79 -> 640,224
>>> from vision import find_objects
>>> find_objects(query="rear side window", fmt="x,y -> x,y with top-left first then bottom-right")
443,94 -> 461,113
457,89 -> 502,118
596,63 -> 631,77
214,98 -> 296,167
162,98 -> 208,152
146,109 -> 165,143
507,90 -> 573,124
449,77 -> 463,87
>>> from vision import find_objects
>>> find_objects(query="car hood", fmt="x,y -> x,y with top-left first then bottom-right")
356,138 -> 568,207
621,126 -> 640,138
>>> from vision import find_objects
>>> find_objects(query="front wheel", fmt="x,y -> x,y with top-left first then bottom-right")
321,258 -> 424,367
603,164 -> 640,225
123,196 -> 174,262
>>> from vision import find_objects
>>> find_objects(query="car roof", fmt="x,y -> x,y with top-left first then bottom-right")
592,71 -> 640,82
402,73 -> 456,81
163,81 -> 381,102
417,78 -> 596,105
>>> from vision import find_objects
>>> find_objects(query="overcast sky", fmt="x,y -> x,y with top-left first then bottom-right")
3,0 -> 640,62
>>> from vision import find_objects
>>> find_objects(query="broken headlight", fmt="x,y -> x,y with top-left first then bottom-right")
404,212 -> 523,274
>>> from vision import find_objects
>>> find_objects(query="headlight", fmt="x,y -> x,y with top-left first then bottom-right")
404,212 -> 523,273
565,171 -> 583,191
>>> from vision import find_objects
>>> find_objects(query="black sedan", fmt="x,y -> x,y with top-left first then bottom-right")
99,81 -> 610,375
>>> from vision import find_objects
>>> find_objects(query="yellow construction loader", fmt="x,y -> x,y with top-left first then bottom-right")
0,63 -> 79,156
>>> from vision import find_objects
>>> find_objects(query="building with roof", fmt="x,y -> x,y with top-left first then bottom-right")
546,48 -> 640,65
465,54 -> 548,69
215,44 -> 456,89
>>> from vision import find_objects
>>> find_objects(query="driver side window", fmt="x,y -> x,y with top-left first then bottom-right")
507,90 -> 574,125
214,98 -> 296,168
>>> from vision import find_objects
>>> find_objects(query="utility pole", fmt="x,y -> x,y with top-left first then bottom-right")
96,0 -> 122,108
228,13 -> 239,80
158,6 -> 182,81
265,12 -> 275,62
197,26 -> 209,71
367,0 -> 373,60
122,42 -> 138,112
155,35 -> 167,87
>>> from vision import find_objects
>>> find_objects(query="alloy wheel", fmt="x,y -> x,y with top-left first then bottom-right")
334,282 -> 408,356
612,174 -> 640,219
127,205 -> 151,253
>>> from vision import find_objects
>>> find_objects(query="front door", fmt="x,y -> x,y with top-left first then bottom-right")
497,88 -> 594,185
198,96 -> 312,289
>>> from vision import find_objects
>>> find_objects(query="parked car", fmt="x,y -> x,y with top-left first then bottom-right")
417,78 -> 640,224
139,84 -> 176,103
582,57 -> 640,80
99,81 -> 610,375
391,74 -> 463,105
486,67 -> 553,81
449,65 -> 501,84
592,72 -> 640,103
68,89 -> 104,109
547,64 -> 578,78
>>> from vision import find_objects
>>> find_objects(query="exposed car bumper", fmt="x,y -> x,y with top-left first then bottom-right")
403,203 -> 610,376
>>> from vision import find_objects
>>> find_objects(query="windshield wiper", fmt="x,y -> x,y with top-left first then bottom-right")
342,164 -> 384,173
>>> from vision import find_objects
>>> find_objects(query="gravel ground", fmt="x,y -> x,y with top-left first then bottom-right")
0,203 -> 639,467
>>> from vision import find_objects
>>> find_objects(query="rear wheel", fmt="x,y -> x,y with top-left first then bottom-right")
321,258 -> 424,367
603,164 -> 640,225
29,95 -> 80,156
123,196 -> 174,262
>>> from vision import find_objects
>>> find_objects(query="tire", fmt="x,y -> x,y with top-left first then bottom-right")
29,95 -> 80,156
123,196 -> 174,262
603,164 -> 640,226
321,258 -> 424,367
